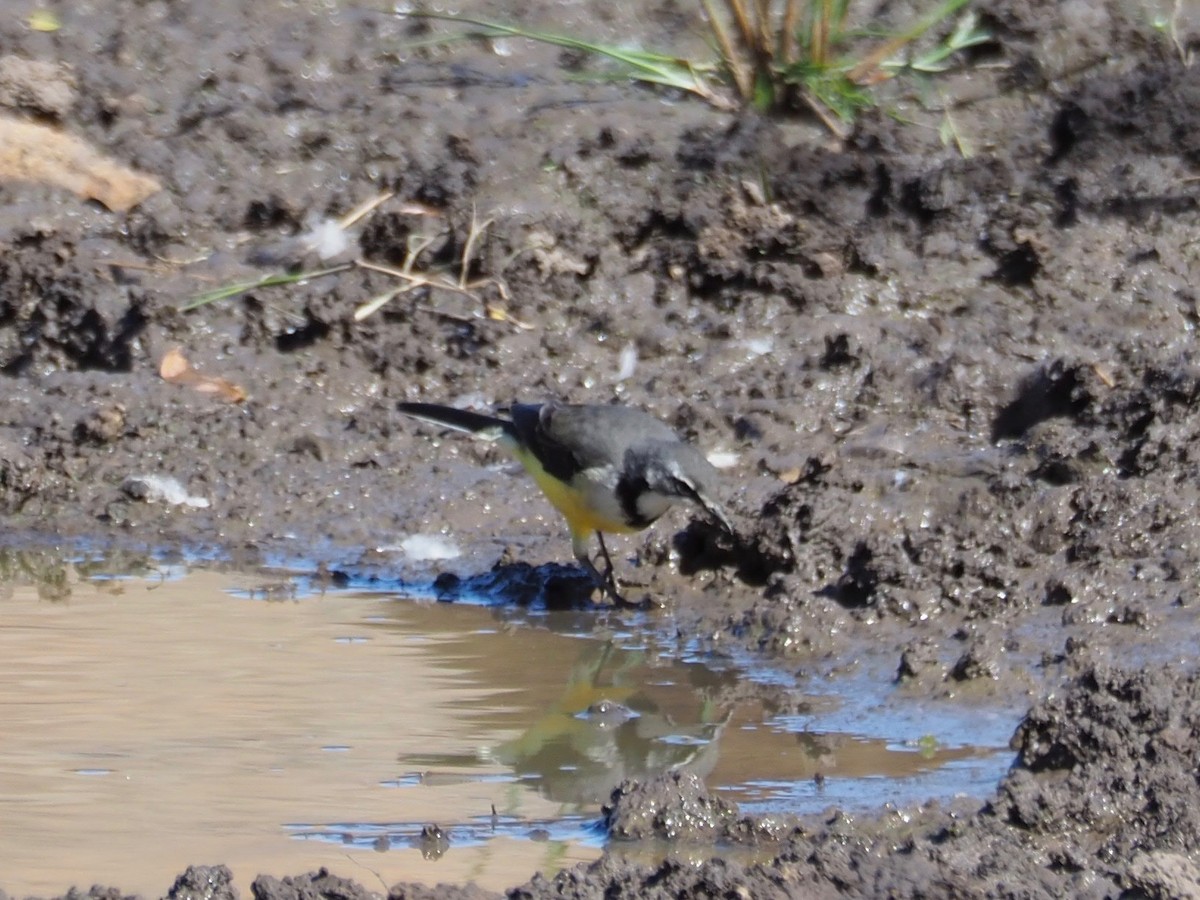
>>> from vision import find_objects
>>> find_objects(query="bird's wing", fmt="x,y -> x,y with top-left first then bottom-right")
514,404 -> 678,477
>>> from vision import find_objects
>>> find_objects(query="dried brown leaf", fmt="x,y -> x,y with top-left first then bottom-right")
0,114 -> 160,211
159,347 -> 192,381
159,347 -> 247,403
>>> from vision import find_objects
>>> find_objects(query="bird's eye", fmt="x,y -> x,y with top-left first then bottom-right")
670,476 -> 700,501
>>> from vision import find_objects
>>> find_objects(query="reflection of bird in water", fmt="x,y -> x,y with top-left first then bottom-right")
414,824 -> 449,860
487,641 -> 733,806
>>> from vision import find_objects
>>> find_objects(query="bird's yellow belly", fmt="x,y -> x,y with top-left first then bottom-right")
513,446 -> 638,536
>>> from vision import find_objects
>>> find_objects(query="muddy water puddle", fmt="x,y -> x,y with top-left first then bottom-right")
0,550 -> 1012,896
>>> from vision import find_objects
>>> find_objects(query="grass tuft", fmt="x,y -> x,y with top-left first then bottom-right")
404,1 -> 989,132
709,0 -> 991,127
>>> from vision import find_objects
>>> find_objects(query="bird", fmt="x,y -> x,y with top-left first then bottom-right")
396,401 -> 734,604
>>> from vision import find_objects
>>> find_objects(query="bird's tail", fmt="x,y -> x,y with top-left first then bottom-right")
397,402 -> 515,442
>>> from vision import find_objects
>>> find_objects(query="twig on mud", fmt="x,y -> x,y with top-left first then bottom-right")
1169,0 -> 1194,67
174,195 -> 529,329
800,93 -> 850,141
100,249 -> 213,276
353,210 -> 531,329
698,0 -> 751,101
356,259 -> 480,302
458,207 -> 494,291
1092,363 -> 1116,389
337,190 -> 395,229
341,854 -> 389,896
177,195 -> 398,312
938,106 -> 974,158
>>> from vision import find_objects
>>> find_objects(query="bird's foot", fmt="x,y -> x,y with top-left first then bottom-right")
593,570 -> 660,610
581,531 -> 660,610
578,556 -> 641,608
593,565 -> 628,606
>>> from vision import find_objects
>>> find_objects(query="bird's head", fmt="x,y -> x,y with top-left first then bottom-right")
637,442 -> 734,535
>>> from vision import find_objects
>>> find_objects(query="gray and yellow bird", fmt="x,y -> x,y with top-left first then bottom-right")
397,401 -> 734,604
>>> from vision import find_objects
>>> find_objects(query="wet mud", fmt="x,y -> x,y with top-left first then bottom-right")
2,0 -> 1200,896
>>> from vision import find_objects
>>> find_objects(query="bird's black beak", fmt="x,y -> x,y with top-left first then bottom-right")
669,473 -> 736,538
698,493 -> 736,537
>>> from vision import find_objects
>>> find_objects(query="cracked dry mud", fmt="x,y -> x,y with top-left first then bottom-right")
2,0 -> 1200,897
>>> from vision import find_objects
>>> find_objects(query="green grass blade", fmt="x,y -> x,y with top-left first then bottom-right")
180,265 -> 349,312
896,0 -> 973,43
406,12 -> 718,98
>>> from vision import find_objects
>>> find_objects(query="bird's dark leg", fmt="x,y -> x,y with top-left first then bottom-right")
572,530 -> 628,605
593,531 -> 624,602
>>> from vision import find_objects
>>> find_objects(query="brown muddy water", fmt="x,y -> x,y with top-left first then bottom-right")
0,551 -> 1012,897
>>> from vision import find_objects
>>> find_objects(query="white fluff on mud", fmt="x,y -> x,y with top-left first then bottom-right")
398,533 -> 462,561
121,475 -> 209,508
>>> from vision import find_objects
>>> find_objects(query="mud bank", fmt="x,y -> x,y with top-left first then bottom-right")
2,0 -> 1200,896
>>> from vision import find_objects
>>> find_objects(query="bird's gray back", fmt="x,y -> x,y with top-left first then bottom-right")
509,403 -> 681,482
